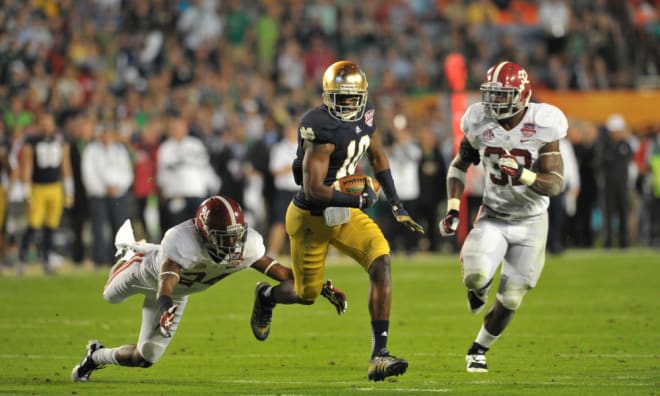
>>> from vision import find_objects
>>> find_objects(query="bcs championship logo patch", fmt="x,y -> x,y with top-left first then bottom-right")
365,109 -> 374,127
481,128 -> 494,141
521,123 -> 536,137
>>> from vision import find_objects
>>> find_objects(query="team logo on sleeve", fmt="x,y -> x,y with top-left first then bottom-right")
300,126 -> 316,141
481,128 -> 494,141
365,109 -> 374,127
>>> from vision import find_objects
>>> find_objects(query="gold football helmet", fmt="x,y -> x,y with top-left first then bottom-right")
322,60 -> 368,122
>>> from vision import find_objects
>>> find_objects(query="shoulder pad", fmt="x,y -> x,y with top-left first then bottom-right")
460,103 -> 487,136
299,107 -> 340,144
532,103 -> 568,141
161,224 -> 200,269
243,227 -> 266,265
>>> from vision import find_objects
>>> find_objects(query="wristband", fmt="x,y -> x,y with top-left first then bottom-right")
374,169 -> 399,203
330,189 -> 361,208
519,168 -> 537,186
447,198 -> 461,212
157,295 -> 173,312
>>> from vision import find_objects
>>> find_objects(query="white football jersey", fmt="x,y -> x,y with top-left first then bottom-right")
126,221 -> 265,298
461,102 -> 568,218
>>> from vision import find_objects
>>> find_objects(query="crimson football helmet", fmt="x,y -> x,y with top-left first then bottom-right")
480,61 -> 532,120
194,196 -> 247,261
322,60 -> 368,122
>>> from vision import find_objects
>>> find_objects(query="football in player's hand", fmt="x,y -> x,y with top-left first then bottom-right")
332,175 -> 381,197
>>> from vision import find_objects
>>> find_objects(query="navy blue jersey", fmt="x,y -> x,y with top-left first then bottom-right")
25,133 -> 66,184
292,103 -> 376,212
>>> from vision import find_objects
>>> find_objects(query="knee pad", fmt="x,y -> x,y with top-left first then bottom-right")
102,289 -> 126,304
463,272 -> 490,291
497,280 -> 529,311
138,341 -> 165,364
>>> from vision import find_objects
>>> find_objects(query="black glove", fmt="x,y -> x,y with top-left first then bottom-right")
359,181 -> 378,209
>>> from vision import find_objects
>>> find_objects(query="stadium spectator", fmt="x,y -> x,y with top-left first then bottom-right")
439,61 -> 567,373
71,195 -> 347,382
68,115 -> 94,266
132,119 -> 161,242
250,61 -> 424,382
547,137 -> 580,254
596,113 -> 633,248
156,116 -> 219,234
266,122 -> 298,259
416,124 -> 447,252
81,121 -> 134,267
384,114 -> 423,255
19,112 -> 74,275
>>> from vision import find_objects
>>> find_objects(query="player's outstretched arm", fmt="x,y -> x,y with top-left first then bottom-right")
156,258 -> 182,338
252,256 -> 293,282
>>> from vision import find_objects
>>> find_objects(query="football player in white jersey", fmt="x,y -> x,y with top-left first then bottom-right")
439,61 -> 567,373
71,196 -> 347,382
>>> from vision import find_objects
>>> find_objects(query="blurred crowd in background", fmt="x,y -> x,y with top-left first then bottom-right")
0,0 -> 659,274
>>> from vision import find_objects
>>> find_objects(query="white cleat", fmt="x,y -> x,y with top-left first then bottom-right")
466,354 -> 488,373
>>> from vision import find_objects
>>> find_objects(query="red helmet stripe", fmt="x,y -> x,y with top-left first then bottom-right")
491,61 -> 511,83
217,196 -> 237,226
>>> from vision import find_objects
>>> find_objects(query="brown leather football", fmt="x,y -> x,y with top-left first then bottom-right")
332,175 -> 381,196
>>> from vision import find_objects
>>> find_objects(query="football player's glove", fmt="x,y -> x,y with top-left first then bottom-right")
158,305 -> 178,337
359,180 -> 378,210
498,154 -> 522,181
391,201 -> 424,234
439,209 -> 460,236
156,295 -> 177,337
321,279 -> 347,315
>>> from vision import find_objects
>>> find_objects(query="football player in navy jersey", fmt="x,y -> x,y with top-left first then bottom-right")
250,60 -> 424,382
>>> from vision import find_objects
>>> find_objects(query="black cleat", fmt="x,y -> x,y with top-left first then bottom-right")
250,282 -> 274,341
368,350 -> 408,381
71,340 -> 105,382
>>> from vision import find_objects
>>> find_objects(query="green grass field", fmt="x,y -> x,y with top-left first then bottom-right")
0,249 -> 658,395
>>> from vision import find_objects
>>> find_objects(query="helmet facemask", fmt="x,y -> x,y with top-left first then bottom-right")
323,90 -> 368,122
480,82 -> 525,120
204,223 -> 247,262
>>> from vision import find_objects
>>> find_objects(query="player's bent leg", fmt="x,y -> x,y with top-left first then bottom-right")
461,222 -> 506,315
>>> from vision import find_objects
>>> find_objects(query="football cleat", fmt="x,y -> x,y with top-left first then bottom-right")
250,282 -> 274,341
367,350 -> 408,382
466,353 -> 488,373
71,340 -> 105,382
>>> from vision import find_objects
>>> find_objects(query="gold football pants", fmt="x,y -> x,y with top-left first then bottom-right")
285,203 -> 390,301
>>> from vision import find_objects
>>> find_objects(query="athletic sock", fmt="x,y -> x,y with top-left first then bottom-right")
92,347 -> 119,365
371,320 -> 389,358
473,325 -> 500,351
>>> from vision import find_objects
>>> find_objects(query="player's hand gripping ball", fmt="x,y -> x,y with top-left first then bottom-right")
332,175 -> 381,197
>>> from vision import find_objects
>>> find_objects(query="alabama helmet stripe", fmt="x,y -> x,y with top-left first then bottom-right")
217,196 -> 237,225
491,61 -> 510,82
